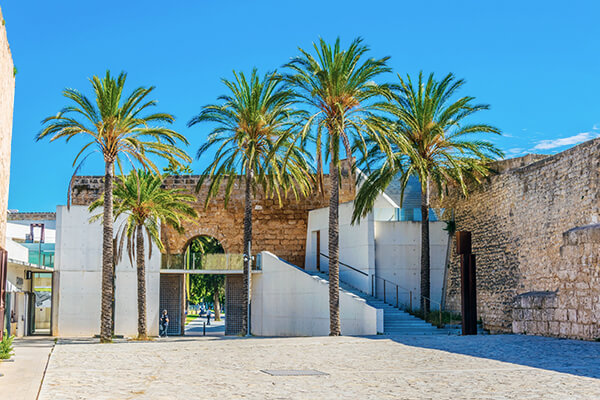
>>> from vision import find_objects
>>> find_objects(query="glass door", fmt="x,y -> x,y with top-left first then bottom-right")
31,273 -> 52,335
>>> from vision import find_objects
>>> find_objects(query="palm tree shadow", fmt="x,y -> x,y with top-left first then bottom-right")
368,334 -> 600,379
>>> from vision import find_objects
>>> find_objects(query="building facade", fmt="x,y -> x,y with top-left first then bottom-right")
0,5 -> 15,339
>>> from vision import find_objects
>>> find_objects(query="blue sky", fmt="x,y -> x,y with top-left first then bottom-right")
2,1 -> 599,211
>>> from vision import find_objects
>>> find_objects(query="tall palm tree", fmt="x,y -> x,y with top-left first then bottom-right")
37,71 -> 190,342
90,170 -> 198,339
188,68 -> 313,335
284,37 -> 392,335
352,72 -> 504,313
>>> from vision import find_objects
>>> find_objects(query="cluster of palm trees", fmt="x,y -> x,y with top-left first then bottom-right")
37,37 -> 502,342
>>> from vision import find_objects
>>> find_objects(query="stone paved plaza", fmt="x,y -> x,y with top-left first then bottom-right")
37,334 -> 600,399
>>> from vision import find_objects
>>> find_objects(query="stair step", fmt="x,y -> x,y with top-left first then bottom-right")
312,271 -> 450,336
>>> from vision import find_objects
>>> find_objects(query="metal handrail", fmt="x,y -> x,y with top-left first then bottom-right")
319,253 -> 368,277
318,253 -> 445,327
371,275 -> 443,326
371,275 -> 412,309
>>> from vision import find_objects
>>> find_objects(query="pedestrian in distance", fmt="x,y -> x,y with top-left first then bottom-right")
160,309 -> 169,337
207,310 -> 211,326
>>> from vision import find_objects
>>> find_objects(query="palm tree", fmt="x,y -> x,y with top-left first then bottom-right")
283,37 -> 392,335
188,69 -> 313,335
37,71 -> 190,342
352,72 -> 504,313
90,170 -> 198,339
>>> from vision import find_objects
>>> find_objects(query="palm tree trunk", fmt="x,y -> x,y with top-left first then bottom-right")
136,225 -> 147,339
213,286 -> 221,321
100,161 -> 114,343
328,161 -> 341,336
420,177 -> 431,314
242,171 -> 253,335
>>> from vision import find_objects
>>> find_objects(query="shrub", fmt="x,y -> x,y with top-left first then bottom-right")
0,331 -> 15,360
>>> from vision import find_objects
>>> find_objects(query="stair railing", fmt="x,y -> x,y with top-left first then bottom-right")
319,253 -> 369,295
371,276 -> 443,326
371,275 -> 412,309
318,253 -> 444,327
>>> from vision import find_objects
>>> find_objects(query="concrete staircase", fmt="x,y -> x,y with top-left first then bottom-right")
311,271 -> 459,336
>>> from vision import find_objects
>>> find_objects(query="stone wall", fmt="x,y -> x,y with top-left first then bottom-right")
511,225 -> 600,339
70,162 -> 355,268
0,7 -> 15,246
442,138 -> 600,339
7,212 -> 56,221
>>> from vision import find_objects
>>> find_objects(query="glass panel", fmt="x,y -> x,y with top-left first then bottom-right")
161,253 -> 252,271
372,207 -> 444,222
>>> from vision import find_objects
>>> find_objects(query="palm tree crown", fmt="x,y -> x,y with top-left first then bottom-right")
90,170 -> 198,260
37,71 -> 190,173
353,72 -> 504,220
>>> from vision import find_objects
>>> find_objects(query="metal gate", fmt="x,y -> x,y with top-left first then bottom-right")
159,274 -> 182,336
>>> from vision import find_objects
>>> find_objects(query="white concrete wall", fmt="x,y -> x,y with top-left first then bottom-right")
55,205 -> 160,337
6,221 -> 56,243
6,236 -> 28,262
6,263 -> 31,337
304,202 -> 374,294
252,252 -> 380,336
374,221 -> 449,310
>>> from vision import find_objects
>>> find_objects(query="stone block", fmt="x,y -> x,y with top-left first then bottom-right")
559,322 -> 571,337
512,320 -> 524,334
549,321 -> 560,335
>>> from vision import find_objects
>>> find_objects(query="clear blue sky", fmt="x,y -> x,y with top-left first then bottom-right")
2,1 -> 599,211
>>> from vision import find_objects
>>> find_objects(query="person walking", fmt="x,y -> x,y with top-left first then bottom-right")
160,309 -> 169,337
206,310 -> 211,326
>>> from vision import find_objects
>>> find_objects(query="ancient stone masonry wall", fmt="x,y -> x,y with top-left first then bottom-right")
0,7 -> 15,246
7,212 -> 56,221
512,225 -> 600,339
70,163 -> 355,268
441,138 -> 600,337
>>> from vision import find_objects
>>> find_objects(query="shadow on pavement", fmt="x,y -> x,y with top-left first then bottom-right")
373,333 -> 600,379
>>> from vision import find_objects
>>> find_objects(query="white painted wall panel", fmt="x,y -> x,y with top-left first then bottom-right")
252,252 -> 379,336
55,205 -> 160,337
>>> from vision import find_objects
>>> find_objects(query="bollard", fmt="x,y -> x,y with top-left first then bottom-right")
203,322 -> 206,336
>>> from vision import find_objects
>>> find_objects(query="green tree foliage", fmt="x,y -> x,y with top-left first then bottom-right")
163,160 -> 193,175
0,331 -> 15,360
187,236 -> 225,321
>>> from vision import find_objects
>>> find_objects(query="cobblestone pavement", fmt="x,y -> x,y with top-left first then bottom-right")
39,334 -> 600,400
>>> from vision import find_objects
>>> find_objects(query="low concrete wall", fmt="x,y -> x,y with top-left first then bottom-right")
54,205 -> 160,337
251,251 -> 381,336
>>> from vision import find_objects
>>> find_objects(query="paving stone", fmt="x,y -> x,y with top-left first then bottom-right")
39,334 -> 600,399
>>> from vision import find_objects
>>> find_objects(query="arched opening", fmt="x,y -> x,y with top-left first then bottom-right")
184,236 -> 226,336
159,235 -> 245,337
